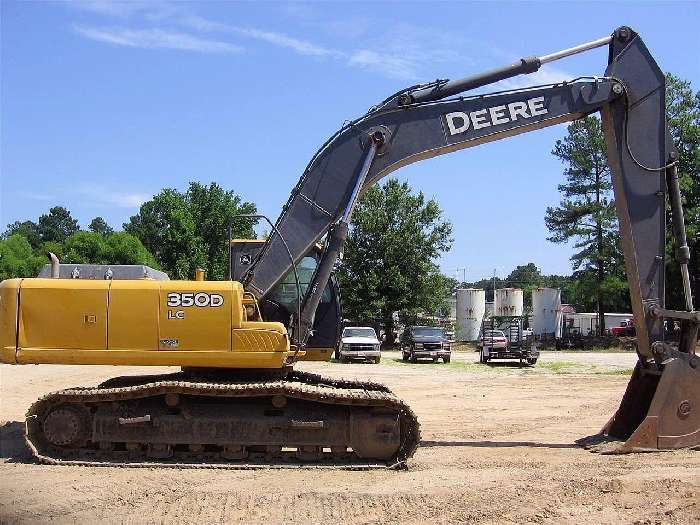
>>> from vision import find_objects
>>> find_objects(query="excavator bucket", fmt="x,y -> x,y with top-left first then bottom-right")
580,351 -> 700,453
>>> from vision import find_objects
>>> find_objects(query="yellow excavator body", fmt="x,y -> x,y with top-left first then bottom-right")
0,277 -> 293,369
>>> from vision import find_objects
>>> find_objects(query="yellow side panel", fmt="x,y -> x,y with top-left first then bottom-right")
109,280 -> 159,350
0,279 -> 21,363
158,280 -> 235,351
18,278 -> 108,350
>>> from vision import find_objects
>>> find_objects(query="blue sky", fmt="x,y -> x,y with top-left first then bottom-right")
2,1 -> 699,281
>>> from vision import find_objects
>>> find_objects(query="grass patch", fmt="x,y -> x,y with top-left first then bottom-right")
537,361 -> 633,376
372,357 -> 633,376
592,367 -> 634,376
536,361 -> 582,373
379,357 -> 494,372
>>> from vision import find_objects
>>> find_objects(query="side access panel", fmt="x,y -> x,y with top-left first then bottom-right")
18,278 -> 108,354
109,280 -> 160,351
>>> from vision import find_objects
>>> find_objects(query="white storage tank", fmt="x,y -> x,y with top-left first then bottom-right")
456,288 -> 486,341
494,288 -> 524,317
531,287 -> 561,336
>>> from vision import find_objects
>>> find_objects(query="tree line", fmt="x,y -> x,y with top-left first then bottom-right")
0,182 -> 257,281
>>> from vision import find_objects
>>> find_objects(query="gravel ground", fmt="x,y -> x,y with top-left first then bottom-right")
1,351 -> 697,524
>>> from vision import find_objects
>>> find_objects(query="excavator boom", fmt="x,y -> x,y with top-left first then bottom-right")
244,26 -> 698,452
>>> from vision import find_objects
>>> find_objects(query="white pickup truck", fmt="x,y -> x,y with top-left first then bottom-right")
338,327 -> 381,363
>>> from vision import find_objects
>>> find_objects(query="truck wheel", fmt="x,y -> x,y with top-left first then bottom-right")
402,352 -> 408,362
479,349 -> 488,364
374,356 -> 381,364
432,357 -> 438,363
527,358 -> 537,366
443,356 -> 451,364
410,353 -> 418,364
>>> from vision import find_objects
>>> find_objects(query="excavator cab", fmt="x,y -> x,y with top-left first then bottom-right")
230,239 -> 341,361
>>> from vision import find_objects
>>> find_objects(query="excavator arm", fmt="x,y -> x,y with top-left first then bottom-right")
244,26 -> 698,452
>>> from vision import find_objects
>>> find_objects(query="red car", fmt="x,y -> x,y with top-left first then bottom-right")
611,320 -> 635,337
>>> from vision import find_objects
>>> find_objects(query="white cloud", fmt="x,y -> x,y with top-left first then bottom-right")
107,193 -> 149,208
231,27 -> 339,58
74,187 -> 148,208
175,15 -> 340,58
67,0 -> 156,18
348,50 -> 418,80
74,26 -> 243,54
67,4 -> 570,84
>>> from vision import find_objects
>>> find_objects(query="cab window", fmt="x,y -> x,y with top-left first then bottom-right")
268,256 -> 331,309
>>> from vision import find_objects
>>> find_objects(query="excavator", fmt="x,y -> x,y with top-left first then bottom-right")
1,26 -> 698,467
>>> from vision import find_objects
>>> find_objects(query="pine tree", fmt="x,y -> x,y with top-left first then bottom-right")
545,116 -> 620,333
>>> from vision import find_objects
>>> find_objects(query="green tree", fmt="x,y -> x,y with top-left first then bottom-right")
62,231 -> 158,267
62,231 -> 109,264
337,178 -> 453,343
0,235 -> 45,280
125,182 -> 256,279
664,74 -> 700,308
38,206 -> 79,243
88,216 -> 114,235
545,116 -> 621,332
186,182 -> 257,280
505,263 -> 543,309
105,232 -> 159,266
3,220 -> 42,249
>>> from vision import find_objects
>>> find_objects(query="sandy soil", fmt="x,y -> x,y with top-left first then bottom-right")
1,351 -> 697,524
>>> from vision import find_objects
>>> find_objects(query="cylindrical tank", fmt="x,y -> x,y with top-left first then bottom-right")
494,288 -> 523,317
456,288 -> 486,341
531,287 -> 561,336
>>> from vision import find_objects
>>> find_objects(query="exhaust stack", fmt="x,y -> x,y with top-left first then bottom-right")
48,253 -> 60,279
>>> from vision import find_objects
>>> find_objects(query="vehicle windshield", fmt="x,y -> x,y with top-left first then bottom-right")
343,328 -> 376,338
411,327 -> 444,338
484,330 -> 505,337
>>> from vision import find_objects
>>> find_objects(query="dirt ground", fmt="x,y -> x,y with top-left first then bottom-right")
1,351 -> 698,525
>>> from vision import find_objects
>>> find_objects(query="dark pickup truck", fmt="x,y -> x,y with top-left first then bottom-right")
400,326 -> 451,363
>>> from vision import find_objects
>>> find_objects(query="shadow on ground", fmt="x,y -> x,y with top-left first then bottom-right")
0,421 -> 31,461
420,439 -> 579,449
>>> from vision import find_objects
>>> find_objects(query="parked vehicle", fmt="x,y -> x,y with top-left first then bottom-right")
338,327 -> 381,363
478,329 -> 508,350
401,326 -> 451,363
610,319 -> 635,337
478,325 -> 538,365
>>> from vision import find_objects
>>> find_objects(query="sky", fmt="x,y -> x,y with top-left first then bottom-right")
2,1 -> 699,282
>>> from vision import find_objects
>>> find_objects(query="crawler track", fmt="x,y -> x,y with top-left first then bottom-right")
25,371 -> 420,470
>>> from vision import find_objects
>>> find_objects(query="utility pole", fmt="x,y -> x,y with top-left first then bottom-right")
455,267 -> 467,284
492,268 -> 497,302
